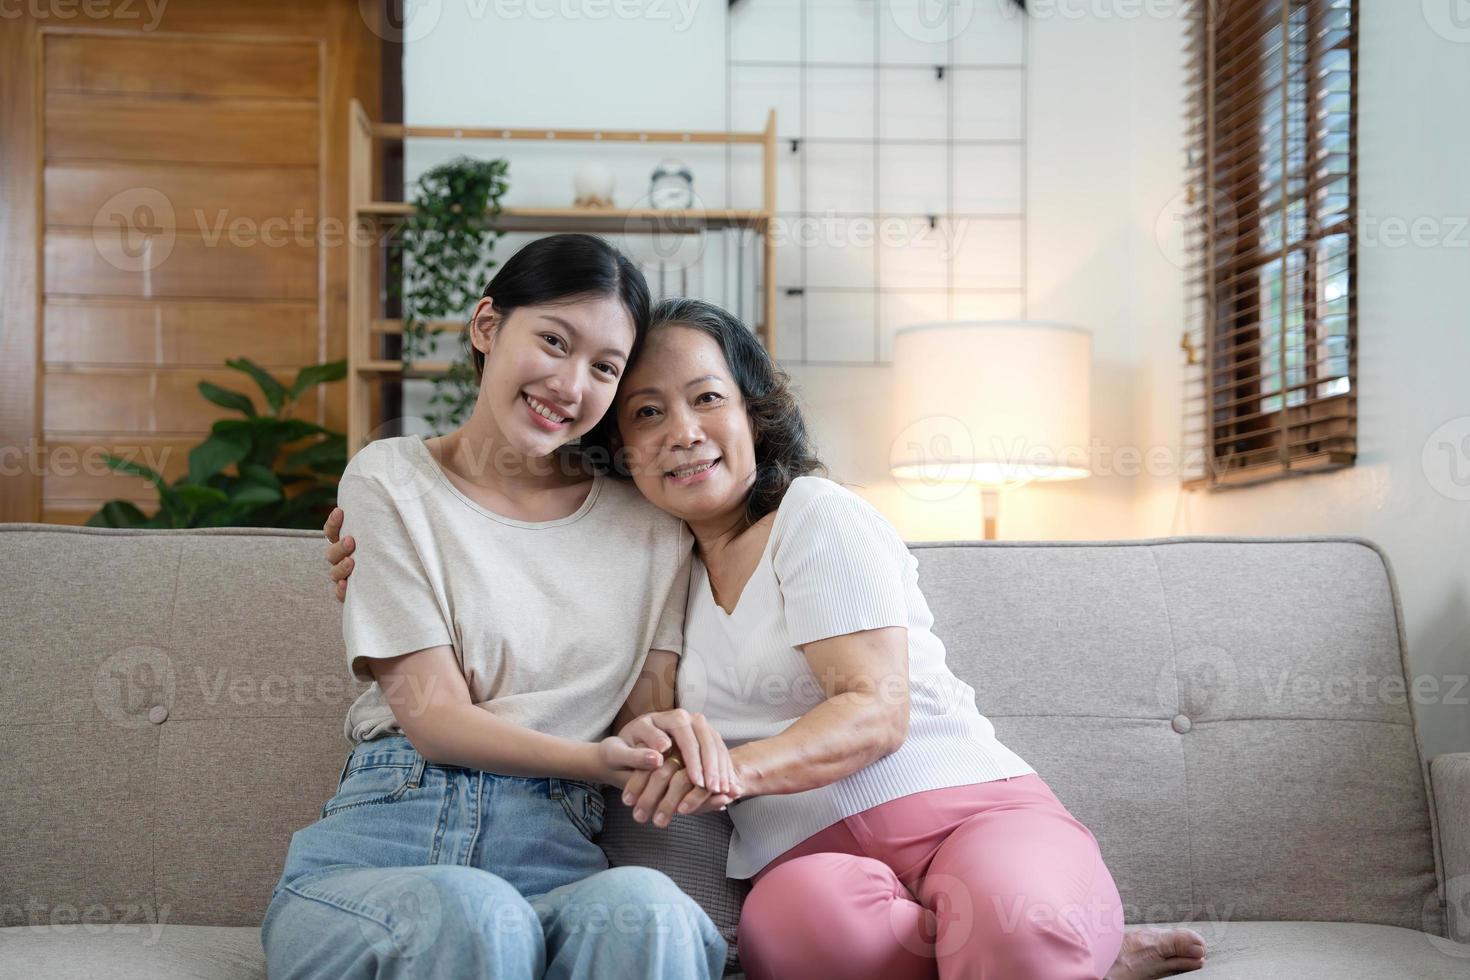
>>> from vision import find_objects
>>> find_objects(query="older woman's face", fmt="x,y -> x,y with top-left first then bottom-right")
616,325 -> 756,525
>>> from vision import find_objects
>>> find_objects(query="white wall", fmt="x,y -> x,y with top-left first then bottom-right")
1129,0 -> 1470,759
399,0 -> 1469,757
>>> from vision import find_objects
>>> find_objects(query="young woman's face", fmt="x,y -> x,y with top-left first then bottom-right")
472,294 -> 636,459
616,325 -> 758,526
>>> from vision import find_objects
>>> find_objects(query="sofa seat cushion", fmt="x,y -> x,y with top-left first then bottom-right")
0,924 -> 264,980
3,918 -> 1467,978
1168,919 -> 1470,978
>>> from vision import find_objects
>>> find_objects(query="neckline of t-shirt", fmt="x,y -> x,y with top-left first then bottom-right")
695,492 -> 792,619
410,434 -> 604,529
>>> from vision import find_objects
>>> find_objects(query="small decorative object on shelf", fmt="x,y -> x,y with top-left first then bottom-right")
649,158 -> 694,209
573,162 -> 616,208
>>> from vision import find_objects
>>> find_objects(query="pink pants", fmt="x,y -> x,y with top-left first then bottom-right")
737,775 -> 1125,980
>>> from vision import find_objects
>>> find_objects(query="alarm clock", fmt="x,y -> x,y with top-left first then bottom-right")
649,159 -> 694,210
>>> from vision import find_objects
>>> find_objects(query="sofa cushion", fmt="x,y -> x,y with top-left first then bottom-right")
5,919 -> 1468,980
1160,919 -> 1470,978
0,924 -> 265,980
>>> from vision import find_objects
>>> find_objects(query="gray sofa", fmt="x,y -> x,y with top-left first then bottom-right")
2,523 -> 1467,978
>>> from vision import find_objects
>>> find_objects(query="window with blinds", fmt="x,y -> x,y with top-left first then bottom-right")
1181,0 -> 1356,489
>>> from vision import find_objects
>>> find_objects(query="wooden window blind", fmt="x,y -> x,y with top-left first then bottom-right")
1181,0 -> 1357,489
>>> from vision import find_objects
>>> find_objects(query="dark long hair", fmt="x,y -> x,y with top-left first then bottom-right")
468,233 -> 651,382
639,297 -> 825,526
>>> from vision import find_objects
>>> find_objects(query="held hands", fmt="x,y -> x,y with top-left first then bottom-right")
597,735 -> 666,783
617,709 -> 745,827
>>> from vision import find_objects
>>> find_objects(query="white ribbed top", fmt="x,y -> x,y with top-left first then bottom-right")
678,477 -> 1035,879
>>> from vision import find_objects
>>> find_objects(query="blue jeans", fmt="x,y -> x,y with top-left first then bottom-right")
261,734 -> 727,979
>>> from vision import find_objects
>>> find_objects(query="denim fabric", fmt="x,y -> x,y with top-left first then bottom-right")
261,734 -> 727,979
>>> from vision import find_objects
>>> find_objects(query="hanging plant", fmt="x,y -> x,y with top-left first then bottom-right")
389,155 -> 510,431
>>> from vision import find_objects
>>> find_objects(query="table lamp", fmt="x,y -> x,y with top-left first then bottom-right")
889,321 -> 1092,539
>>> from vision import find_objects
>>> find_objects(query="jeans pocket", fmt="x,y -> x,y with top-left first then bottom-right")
551,778 -> 607,842
321,756 -> 425,818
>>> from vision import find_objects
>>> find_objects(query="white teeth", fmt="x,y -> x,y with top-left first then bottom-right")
671,461 -> 715,479
525,395 -> 566,423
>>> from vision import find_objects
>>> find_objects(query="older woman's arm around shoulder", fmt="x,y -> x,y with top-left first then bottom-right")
731,625 -> 911,797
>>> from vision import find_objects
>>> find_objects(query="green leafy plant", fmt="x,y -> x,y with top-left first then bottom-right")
86,358 -> 348,530
390,155 -> 510,431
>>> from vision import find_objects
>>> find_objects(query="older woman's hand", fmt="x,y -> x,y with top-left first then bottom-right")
622,755 -> 741,826
618,708 -> 734,794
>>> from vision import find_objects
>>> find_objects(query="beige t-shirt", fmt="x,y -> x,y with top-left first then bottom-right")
338,435 -> 693,746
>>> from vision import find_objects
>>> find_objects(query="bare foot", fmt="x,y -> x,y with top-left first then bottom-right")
1104,926 -> 1207,980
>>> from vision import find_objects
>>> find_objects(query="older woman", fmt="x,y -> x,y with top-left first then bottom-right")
327,296 -> 1207,980
607,299 -> 1204,980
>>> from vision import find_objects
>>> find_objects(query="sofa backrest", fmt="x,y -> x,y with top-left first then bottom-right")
913,536 -> 1442,936
0,526 -> 1444,937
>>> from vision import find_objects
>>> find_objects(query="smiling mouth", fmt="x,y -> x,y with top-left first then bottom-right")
666,458 -> 720,479
523,392 -> 573,424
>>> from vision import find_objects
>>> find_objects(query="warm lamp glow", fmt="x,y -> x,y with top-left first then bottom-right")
889,321 -> 1093,490
888,321 -> 1093,540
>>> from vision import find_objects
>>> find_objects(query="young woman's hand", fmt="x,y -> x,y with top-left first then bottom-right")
617,708 -> 735,795
621,756 -> 741,827
323,506 -> 355,602
597,735 -> 666,784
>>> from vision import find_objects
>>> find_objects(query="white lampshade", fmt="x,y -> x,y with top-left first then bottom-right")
889,321 -> 1092,487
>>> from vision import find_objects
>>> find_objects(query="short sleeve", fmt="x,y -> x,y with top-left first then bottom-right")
338,462 -> 453,682
650,522 -> 695,655
772,483 -> 911,648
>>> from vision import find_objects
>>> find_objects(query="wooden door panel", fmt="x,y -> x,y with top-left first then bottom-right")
46,92 -> 319,166
42,435 -> 194,505
45,162 -> 319,231
45,229 -> 318,301
45,368 -> 322,433
43,299 -> 319,368
45,34 -> 319,99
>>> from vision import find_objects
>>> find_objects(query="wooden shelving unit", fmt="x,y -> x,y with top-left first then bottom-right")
346,99 -> 778,452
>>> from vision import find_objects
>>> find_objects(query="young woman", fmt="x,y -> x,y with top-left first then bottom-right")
262,235 -> 731,980
327,293 -> 1209,979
